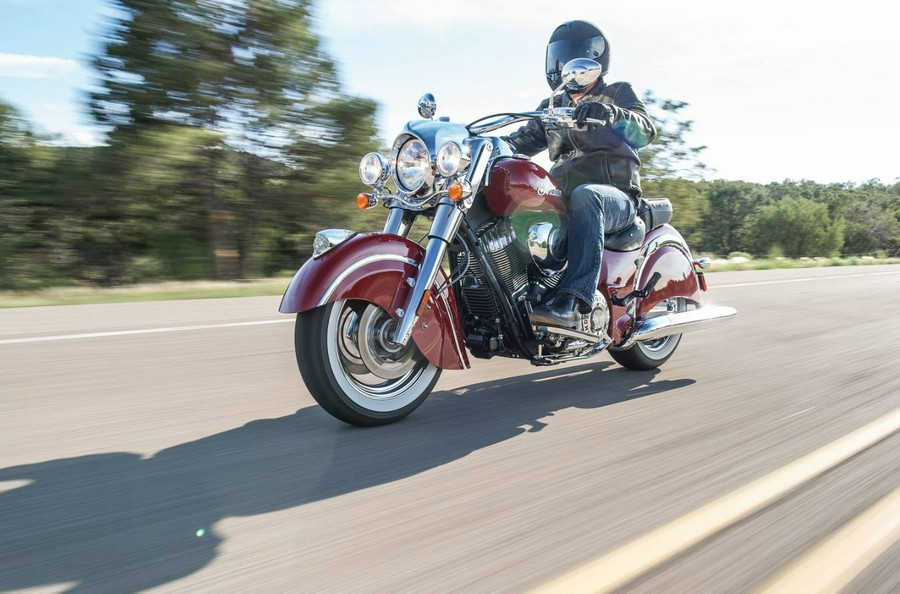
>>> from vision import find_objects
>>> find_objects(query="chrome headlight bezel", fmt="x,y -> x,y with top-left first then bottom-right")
435,141 -> 470,177
392,134 -> 434,197
358,152 -> 391,187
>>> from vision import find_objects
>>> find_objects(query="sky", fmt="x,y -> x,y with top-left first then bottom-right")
0,0 -> 897,184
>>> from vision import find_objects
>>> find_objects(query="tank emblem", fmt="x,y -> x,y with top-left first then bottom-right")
537,183 -> 562,198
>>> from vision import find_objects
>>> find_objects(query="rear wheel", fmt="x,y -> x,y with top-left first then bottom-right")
609,297 -> 686,370
294,300 -> 441,426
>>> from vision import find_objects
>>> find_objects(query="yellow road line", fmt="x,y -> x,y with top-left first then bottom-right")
534,407 -> 900,594
759,486 -> 900,593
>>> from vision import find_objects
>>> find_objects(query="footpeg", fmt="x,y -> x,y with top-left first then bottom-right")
533,324 -> 604,344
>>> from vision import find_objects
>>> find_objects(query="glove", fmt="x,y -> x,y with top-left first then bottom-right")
573,101 -> 613,127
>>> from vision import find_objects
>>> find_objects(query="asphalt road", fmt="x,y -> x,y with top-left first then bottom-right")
1,265 -> 899,592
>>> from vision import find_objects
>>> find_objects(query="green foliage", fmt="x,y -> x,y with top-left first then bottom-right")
640,91 -> 710,181
699,180 -> 768,254
90,0 -> 379,279
745,197 -> 844,258
1,10 -> 898,290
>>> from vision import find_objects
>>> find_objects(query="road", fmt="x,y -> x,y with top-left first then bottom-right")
1,265 -> 899,592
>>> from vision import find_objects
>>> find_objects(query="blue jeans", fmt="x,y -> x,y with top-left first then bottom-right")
558,184 -> 636,306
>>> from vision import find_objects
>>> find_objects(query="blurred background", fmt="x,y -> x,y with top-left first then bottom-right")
0,0 -> 897,292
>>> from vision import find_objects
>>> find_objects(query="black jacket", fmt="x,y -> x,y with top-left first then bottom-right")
504,80 -> 657,198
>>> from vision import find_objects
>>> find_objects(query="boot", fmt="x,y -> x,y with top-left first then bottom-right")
531,294 -> 592,330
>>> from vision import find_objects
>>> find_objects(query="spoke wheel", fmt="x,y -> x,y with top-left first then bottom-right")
610,297 -> 687,370
295,300 -> 441,426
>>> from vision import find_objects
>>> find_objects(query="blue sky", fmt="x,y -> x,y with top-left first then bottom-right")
0,0 -> 107,143
1,0 -> 897,184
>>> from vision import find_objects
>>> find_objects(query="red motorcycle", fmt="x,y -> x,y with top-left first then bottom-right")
281,59 -> 736,425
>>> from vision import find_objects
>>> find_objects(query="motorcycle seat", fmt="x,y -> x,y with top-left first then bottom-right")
638,198 -> 674,229
606,216 -> 646,252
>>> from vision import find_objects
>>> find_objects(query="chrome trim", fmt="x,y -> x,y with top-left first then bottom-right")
392,199 -> 464,345
318,254 -> 418,307
417,93 -> 436,119
618,305 -> 737,349
561,58 -> 603,93
532,324 -> 605,345
359,152 -> 391,187
383,208 -> 416,237
392,134 -> 434,196
313,229 -> 355,259
436,141 -> 470,177
464,139 -> 493,196
528,222 -> 553,263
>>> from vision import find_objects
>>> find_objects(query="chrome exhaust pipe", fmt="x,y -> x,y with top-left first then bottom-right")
616,305 -> 737,349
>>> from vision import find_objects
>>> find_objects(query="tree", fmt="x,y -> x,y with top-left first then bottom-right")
90,0 -> 378,278
745,197 -> 844,257
697,180 -> 767,255
640,91 -> 710,182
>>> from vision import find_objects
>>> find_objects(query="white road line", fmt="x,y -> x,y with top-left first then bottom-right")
773,407 -> 816,424
714,270 -> 900,289
2,269 -> 896,346
533,406 -> 900,594
0,318 -> 294,346
759,486 -> 900,593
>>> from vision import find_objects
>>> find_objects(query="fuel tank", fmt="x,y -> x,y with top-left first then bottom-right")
483,157 -> 566,216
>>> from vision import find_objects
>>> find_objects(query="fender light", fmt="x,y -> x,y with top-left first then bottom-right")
312,229 -> 355,259
357,193 -> 378,210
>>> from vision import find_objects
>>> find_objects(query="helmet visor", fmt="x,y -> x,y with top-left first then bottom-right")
545,37 -> 607,78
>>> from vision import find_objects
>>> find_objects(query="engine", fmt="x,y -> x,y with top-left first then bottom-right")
456,218 -> 528,320
452,216 -> 571,358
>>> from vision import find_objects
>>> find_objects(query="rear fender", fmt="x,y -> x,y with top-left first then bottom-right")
279,233 -> 469,370
636,225 -> 702,316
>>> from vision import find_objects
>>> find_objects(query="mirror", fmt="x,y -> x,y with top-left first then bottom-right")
417,93 -> 437,119
561,58 -> 603,92
547,59 -> 602,115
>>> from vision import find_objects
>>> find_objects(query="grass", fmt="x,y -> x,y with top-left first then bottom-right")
702,255 -> 900,272
0,278 -> 291,308
1,257 -> 898,308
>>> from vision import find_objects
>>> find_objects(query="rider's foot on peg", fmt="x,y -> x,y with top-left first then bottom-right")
530,293 -> 591,329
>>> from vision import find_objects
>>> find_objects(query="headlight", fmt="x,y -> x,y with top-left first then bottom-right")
435,141 -> 469,177
395,137 -> 431,193
358,152 -> 390,187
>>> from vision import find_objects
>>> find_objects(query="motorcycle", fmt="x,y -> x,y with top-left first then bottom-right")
280,59 -> 736,426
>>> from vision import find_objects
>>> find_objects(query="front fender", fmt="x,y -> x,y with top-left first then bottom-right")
280,233 -> 469,370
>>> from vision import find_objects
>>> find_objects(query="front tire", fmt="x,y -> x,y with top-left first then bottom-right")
609,297 -> 686,370
295,300 -> 441,426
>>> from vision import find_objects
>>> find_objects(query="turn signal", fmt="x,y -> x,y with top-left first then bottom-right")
356,193 -> 376,210
447,181 -> 463,202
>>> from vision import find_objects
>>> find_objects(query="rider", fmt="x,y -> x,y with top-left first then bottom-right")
504,20 -> 658,330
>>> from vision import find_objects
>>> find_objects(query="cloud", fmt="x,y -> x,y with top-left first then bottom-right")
0,53 -> 81,79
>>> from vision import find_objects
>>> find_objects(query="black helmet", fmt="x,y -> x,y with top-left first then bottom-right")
545,20 -> 609,90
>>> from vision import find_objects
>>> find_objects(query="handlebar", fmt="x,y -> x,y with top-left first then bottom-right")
466,107 -> 607,135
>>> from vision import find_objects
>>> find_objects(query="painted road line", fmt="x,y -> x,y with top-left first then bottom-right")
759,486 -> 900,593
0,318 -> 294,346
715,270 -> 900,289
534,407 -> 900,594
3,270 -> 897,346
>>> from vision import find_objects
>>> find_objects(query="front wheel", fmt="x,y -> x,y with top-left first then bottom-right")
609,297 -> 686,370
294,300 -> 441,426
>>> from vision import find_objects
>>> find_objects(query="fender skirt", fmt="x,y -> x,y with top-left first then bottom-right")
280,233 -> 469,370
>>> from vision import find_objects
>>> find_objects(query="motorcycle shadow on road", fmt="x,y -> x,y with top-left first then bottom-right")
0,362 -> 694,592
